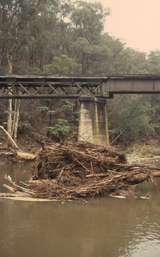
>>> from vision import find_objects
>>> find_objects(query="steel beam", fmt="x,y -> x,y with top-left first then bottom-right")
0,75 -> 160,99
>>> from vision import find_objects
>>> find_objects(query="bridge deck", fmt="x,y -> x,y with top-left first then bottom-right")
0,75 -> 160,99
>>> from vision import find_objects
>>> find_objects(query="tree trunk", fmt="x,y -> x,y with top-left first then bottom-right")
7,98 -> 13,136
0,126 -> 19,149
13,99 -> 21,140
7,55 -> 21,141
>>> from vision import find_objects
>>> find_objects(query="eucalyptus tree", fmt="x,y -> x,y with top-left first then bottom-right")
0,0 -> 39,139
0,0 -> 40,73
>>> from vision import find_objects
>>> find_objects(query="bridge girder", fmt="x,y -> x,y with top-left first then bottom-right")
0,75 -> 160,99
0,76 -> 111,99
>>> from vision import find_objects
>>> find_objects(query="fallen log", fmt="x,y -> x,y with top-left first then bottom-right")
0,126 -> 36,161
3,184 -> 16,192
5,175 -> 35,196
0,126 -> 19,150
150,171 -> 160,178
0,193 -> 59,202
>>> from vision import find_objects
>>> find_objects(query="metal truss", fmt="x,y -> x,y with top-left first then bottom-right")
0,76 -> 111,99
0,74 -> 160,99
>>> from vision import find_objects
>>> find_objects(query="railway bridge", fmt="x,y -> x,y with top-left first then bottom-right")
1,74 -> 160,145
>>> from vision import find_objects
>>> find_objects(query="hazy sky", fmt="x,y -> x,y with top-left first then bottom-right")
89,0 -> 160,52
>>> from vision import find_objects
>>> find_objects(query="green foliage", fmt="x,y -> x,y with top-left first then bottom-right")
62,100 -> 73,113
48,118 -> 71,140
147,51 -> 160,74
109,96 -> 155,144
43,55 -> 81,75
0,0 -> 154,77
73,112 -> 80,123
71,1 -> 109,42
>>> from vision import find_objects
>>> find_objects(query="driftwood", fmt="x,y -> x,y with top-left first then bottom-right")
0,126 -> 36,161
0,193 -> 58,202
3,142 -> 160,201
4,175 -> 35,196
0,126 -> 19,149
23,143 -> 160,199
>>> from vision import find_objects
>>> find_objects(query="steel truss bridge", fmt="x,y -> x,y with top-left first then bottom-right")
0,75 -> 160,99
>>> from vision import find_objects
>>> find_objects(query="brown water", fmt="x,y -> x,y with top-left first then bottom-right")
0,162 -> 160,257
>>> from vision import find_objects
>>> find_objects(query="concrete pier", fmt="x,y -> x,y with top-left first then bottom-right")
78,99 -> 109,146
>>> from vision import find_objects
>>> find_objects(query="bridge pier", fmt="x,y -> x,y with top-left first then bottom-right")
78,99 -> 109,146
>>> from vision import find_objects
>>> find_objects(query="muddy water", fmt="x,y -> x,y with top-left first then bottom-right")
0,162 -> 160,257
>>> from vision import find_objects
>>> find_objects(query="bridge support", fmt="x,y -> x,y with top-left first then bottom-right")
78,99 -> 109,146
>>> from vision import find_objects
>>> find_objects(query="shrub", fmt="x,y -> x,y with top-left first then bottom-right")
47,119 -> 71,141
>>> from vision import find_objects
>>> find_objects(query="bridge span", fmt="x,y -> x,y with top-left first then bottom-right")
0,75 -> 160,99
1,74 -> 160,146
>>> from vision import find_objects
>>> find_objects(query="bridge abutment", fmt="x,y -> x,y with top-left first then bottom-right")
78,99 -> 109,146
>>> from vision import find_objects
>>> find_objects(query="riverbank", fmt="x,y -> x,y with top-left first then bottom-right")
127,139 -> 160,166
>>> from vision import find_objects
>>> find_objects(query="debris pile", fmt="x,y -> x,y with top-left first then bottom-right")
28,142 -> 159,200
2,142 -> 160,201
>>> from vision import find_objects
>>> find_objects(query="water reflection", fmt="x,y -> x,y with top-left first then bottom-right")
0,162 -> 160,257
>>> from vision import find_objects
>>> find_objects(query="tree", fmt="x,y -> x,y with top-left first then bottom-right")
71,1 -> 108,43
109,95 -> 155,144
147,51 -> 160,74
0,0 -> 40,73
44,54 -> 81,75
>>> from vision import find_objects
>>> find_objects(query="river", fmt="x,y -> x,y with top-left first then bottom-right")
0,161 -> 160,257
